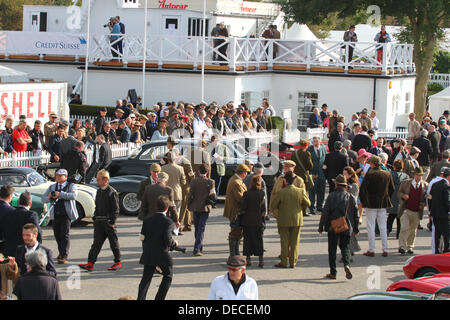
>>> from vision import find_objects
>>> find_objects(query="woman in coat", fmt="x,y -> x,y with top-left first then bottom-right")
240,175 -> 266,268
150,119 -> 168,141
387,160 -> 409,239
342,166 -> 360,261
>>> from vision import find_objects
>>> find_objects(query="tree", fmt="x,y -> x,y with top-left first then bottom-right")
279,0 -> 449,121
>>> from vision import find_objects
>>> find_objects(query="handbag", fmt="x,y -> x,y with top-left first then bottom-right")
293,151 -> 314,189
330,194 -> 350,234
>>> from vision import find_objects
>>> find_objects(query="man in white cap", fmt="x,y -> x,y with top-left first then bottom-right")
0,122 -> 12,155
42,168 -> 78,264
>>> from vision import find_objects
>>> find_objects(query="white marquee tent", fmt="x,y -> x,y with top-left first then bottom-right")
429,86 -> 450,121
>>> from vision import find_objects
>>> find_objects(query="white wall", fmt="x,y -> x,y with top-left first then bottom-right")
382,77 -> 416,129
23,6 -> 68,32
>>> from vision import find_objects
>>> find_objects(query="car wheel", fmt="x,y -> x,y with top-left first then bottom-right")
71,202 -> 86,227
414,267 -> 440,278
119,193 -> 141,216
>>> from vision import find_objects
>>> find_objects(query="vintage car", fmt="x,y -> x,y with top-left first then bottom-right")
403,253 -> 450,279
386,273 -> 450,294
0,167 -> 96,222
345,291 -> 432,300
10,192 -> 49,226
37,164 -> 146,216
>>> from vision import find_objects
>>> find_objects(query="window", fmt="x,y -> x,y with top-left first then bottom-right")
27,172 -> 46,187
165,18 -> 179,30
405,92 -> 411,114
297,92 -> 318,131
0,175 -> 28,187
123,0 -> 138,8
140,146 -> 167,160
188,18 -> 209,36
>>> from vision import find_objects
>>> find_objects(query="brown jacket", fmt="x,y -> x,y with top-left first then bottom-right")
397,178 -> 428,219
270,173 -> 305,210
187,176 -> 215,213
139,182 -> 178,223
359,166 -> 395,208
162,162 -> 186,201
291,149 -> 313,190
223,174 -> 247,222
0,253 -> 19,296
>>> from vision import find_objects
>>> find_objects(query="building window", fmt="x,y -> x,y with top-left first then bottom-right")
123,0 -> 138,8
188,18 -> 209,36
297,92 -> 318,131
405,92 -> 411,114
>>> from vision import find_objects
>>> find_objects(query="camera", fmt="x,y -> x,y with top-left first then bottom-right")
104,22 -> 112,28
0,257 -> 10,264
51,191 -> 56,197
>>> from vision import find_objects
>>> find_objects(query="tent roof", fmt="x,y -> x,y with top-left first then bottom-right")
429,86 -> 450,100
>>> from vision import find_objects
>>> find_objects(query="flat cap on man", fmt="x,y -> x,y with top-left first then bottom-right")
157,172 -> 169,180
150,163 -> 161,172
226,255 -> 247,267
367,155 -> 381,166
284,160 -> 296,167
299,139 -> 309,146
236,164 -> 251,173
116,108 -> 124,114
56,169 -> 68,176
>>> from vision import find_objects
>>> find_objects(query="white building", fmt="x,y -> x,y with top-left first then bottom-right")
0,0 -> 416,132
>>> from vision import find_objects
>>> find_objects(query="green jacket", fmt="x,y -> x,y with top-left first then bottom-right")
269,184 -> 311,227
292,149 -> 313,188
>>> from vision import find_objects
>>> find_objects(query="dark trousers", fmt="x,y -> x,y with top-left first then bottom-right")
111,41 -> 121,59
137,264 -> 173,300
193,212 -> 209,254
387,214 -> 401,239
328,179 -> 336,194
434,218 -> 450,253
211,164 -> 222,197
347,46 -> 354,63
88,221 -> 121,263
53,213 -> 71,259
309,176 -> 326,212
328,231 -> 350,276
212,39 -> 221,61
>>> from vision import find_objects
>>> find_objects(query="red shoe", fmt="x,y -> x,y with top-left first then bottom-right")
108,262 -> 122,271
363,251 -> 375,257
79,262 -> 94,272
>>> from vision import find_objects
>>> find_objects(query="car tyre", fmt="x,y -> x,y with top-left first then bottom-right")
119,192 -> 141,216
414,267 -> 440,278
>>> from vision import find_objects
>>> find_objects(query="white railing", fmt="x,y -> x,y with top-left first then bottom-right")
69,115 -> 113,123
429,73 -> 450,88
85,34 -> 414,75
305,127 -> 409,141
0,142 -> 141,168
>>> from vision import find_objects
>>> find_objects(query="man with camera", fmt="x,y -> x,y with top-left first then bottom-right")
137,195 -> 179,300
79,170 -> 121,272
108,17 -> 122,60
343,25 -> 358,63
42,169 -> 78,264
374,25 -> 391,63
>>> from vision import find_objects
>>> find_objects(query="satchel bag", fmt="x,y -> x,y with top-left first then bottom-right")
293,151 -> 314,189
330,194 -> 350,234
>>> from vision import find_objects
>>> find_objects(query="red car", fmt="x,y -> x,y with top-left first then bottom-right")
387,273 -> 450,294
403,253 -> 450,279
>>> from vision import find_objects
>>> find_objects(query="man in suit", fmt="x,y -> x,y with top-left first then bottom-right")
86,134 -> 112,183
224,164 -> 250,256
270,161 -> 305,213
307,136 -> 327,215
214,109 -> 230,136
137,163 -> 161,208
58,132 -> 78,164
328,122 -> 347,153
139,172 -> 180,229
42,169 -> 78,264
427,125 -> 441,164
308,108 -> 323,129
137,195 -> 178,300
189,140 -> 211,178
429,168 -> 450,253
359,156 -> 394,257
352,125 -> 372,152
427,150 -> 450,183
320,104 -> 328,122
79,170 -> 121,272
397,167 -> 429,255
13,248 -> 61,300
15,223 -> 57,278
161,151 -> 186,219
270,171 -> 311,268
323,141 -> 349,194
0,185 -> 16,253
173,149 -> 195,232
412,130 -> 433,180
2,192 -> 42,258
291,139 -> 314,197
94,107 -> 108,135
61,141 -> 87,184
49,125 -> 65,163
369,137 -> 392,158
187,164 -> 216,256
343,140 -> 358,166
43,113 -> 58,149
343,25 -> 357,63
119,118 -> 131,143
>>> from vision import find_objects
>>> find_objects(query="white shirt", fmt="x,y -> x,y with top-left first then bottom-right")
26,241 -> 39,254
208,274 -> 258,300
371,117 -> 379,130
193,118 -> 209,138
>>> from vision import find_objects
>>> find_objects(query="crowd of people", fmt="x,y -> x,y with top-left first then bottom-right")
0,93 -> 449,300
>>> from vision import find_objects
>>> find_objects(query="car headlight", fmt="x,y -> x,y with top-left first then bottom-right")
404,256 -> 414,267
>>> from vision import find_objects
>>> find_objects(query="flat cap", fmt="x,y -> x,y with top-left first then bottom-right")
299,139 -> 309,146
244,159 -> 254,166
157,172 -> 169,180
150,163 -> 161,172
284,160 -> 296,167
226,255 -> 246,267
333,174 -> 347,186
413,167 -> 424,175
236,164 -> 251,173
110,119 -> 119,124
55,169 -> 68,176
116,108 -> 125,114
367,155 -> 381,166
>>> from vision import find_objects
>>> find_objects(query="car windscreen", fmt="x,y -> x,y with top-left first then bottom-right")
0,174 -> 28,187
27,171 -> 47,186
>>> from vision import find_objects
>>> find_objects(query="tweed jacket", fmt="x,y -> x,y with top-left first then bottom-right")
359,166 -> 394,209
223,174 -> 247,222
269,184 -> 311,227
161,162 -> 186,201
397,178 -> 428,218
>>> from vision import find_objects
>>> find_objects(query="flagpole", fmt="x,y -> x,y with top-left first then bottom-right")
83,0 -> 91,104
201,0 -> 206,102
142,0 -> 148,110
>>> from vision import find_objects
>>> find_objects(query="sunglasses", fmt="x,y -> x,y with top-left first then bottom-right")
227,267 -> 243,272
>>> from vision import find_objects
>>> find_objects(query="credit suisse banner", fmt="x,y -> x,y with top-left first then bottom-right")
5,31 -> 87,56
